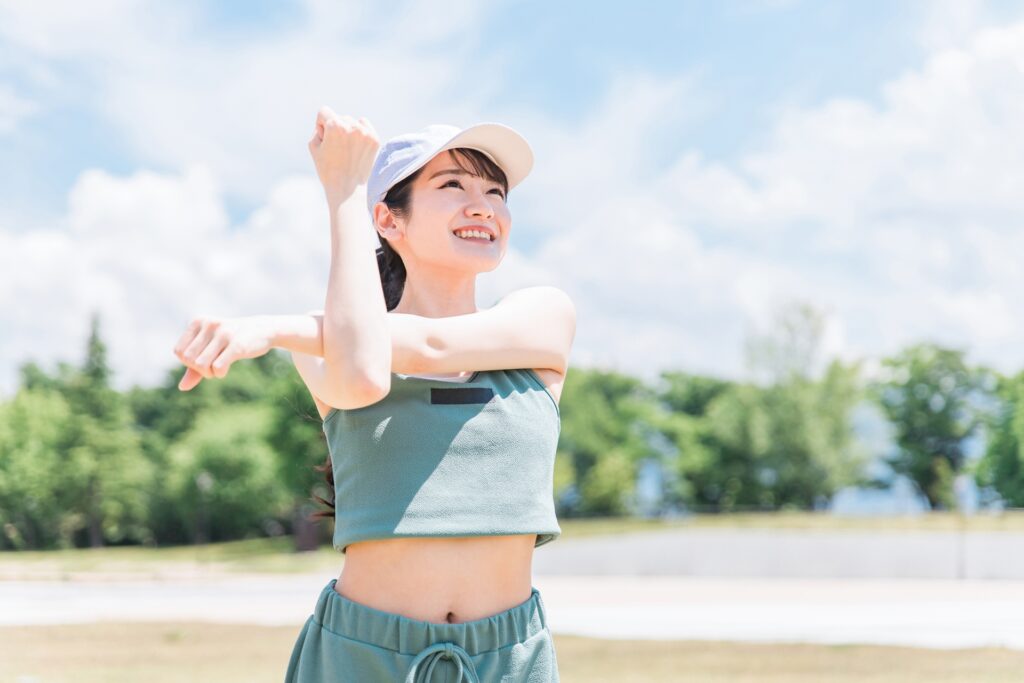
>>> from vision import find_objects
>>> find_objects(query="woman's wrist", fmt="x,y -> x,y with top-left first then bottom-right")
324,181 -> 367,213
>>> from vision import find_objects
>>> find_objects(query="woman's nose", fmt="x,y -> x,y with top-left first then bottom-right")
465,193 -> 495,218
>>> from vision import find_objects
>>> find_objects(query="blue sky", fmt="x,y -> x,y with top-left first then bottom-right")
6,0 -> 1007,227
2,0 -> 1024,398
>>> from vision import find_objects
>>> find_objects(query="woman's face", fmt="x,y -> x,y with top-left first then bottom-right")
398,150 -> 511,271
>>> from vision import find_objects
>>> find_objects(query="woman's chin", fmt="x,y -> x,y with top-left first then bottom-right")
449,249 -> 503,272
450,238 -> 503,260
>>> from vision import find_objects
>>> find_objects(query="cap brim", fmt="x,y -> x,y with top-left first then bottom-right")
434,122 -> 534,191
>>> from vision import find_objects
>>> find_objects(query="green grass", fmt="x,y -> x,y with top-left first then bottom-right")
0,623 -> 1021,683
2,511 -> 1023,580
0,536 -> 344,580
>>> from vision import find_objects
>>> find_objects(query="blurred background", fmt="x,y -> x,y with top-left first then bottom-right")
3,1 -> 1024,681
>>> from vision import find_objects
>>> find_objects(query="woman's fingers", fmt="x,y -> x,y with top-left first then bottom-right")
313,109 -> 376,145
316,105 -> 336,126
309,108 -> 380,201
177,317 -> 230,380
192,332 -> 230,378
173,318 -> 202,360
180,322 -> 217,372
178,366 -> 203,391
210,342 -> 238,378
358,116 -> 378,139
174,315 -> 261,391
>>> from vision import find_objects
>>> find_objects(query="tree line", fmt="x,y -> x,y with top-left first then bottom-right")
1,305 -> 1021,551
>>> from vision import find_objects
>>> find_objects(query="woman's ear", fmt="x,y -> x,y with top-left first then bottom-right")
371,201 -> 387,228
374,203 -> 403,243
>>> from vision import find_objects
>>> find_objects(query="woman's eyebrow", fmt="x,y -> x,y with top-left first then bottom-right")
428,168 -> 469,180
427,168 -> 501,186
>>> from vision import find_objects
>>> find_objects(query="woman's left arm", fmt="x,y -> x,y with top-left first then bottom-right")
174,310 -> 428,390
177,285 -> 573,392
274,310 -> 425,371
300,284 -> 575,375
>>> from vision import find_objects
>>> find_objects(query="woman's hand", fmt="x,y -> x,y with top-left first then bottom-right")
308,106 -> 380,207
173,316 -> 274,391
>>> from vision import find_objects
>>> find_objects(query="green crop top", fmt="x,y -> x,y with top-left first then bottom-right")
321,367 -> 562,554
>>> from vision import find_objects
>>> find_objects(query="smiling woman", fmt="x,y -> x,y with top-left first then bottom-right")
287,120 -> 568,682
371,142 -> 512,313
174,113 -> 572,683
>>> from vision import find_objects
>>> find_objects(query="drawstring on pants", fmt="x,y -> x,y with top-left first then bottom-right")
404,641 -> 480,683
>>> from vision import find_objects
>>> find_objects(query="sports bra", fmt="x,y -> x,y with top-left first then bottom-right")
321,367 -> 562,554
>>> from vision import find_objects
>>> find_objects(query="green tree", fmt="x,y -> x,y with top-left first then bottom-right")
660,372 -> 732,418
133,348 -> 305,546
0,387 -> 72,549
264,351 -> 334,551
57,313 -> 152,547
668,303 -> 868,511
650,373 -> 723,510
872,343 -> 988,510
556,369 -> 656,516
166,402 -> 289,543
975,370 -> 1024,506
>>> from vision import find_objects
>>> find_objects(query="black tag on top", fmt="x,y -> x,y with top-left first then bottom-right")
430,387 -> 495,405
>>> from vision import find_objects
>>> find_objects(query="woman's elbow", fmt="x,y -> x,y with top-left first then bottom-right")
322,364 -> 390,410
357,370 -> 391,402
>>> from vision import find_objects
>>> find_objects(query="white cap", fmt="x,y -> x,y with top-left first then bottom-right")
366,122 -> 534,220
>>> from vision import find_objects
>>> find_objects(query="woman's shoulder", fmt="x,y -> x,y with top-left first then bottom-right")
528,367 -> 566,406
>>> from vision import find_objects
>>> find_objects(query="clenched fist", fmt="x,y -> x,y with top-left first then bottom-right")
309,106 -> 380,206
173,316 -> 274,391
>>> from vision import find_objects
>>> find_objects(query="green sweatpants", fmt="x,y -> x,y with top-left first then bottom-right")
284,578 -> 560,682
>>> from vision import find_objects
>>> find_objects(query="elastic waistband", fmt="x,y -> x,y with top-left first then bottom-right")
312,578 -> 549,656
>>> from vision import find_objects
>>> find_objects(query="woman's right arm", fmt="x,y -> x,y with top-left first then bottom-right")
309,108 -> 391,410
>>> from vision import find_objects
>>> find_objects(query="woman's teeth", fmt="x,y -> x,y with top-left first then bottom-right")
454,230 -> 493,242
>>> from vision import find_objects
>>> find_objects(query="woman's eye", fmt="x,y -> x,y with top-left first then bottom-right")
442,179 -> 505,200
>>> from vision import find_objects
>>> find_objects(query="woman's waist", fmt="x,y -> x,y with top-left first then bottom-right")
336,534 -> 537,624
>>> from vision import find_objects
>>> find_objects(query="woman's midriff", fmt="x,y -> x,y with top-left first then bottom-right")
334,534 -> 537,624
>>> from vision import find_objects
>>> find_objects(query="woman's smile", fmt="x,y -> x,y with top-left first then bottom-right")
452,232 -> 497,245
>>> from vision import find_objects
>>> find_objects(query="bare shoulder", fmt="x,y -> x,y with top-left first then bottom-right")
492,285 -> 576,343
495,285 -> 575,316
493,286 -> 575,405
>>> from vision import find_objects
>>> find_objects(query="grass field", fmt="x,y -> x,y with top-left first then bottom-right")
2,511 -> 1023,580
1,622 -> 1022,683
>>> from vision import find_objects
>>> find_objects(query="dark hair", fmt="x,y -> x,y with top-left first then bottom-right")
310,147 -> 510,521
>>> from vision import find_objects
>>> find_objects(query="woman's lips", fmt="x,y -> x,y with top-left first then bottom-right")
452,233 -> 495,245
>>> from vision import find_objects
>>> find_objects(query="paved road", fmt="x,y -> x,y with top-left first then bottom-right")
5,529 -> 1024,650
4,573 -> 1024,651
533,528 -> 1024,579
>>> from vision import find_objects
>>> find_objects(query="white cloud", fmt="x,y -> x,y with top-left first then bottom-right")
4,2 -> 1024,398
0,0 -> 507,203
0,163 -> 547,396
519,19 -> 1024,381
0,165 -> 348,394
915,0 -> 1000,53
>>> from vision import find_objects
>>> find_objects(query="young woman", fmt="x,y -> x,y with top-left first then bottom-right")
173,108 -> 575,681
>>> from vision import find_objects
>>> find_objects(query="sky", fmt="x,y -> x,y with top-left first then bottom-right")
2,0 -> 1024,397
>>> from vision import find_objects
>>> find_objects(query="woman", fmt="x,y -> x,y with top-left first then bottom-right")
173,108 -> 575,682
